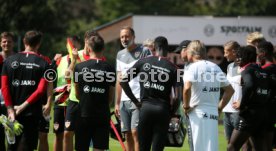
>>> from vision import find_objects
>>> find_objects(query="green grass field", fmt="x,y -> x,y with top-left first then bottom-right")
45,110 -> 227,151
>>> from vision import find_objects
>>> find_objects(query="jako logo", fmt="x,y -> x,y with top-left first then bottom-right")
143,82 -> 164,91
12,79 -> 35,87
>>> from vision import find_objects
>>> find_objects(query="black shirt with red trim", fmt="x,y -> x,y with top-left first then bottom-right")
123,56 -> 179,105
38,53 -> 52,105
74,59 -> 115,121
1,52 -> 49,116
239,63 -> 270,119
262,63 -> 276,121
39,54 -> 51,105
262,63 -> 276,101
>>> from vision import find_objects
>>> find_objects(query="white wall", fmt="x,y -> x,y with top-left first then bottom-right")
133,15 -> 276,45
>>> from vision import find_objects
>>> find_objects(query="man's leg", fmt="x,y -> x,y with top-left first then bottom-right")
39,132 -> 49,151
54,133 -> 64,151
125,131 -> 134,151
132,130 -> 139,151
138,103 -> 154,151
228,116 -> 252,151
63,101 -> 78,151
91,119 -> 110,151
0,102 -> 6,151
228,130 -> 251,151
0,123 -> 6,151
63,130 -> 74,151
75,118 -> 91,151
38,115 -> 50,151
224,113 -> 234,143
53,106 -> 65,151
151,106 -> 170,151
15,116 -> 39,151
120,101 -> 135,151
131,104 -> 140,151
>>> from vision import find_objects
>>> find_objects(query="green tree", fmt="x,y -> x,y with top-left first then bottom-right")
0,0 -> 73,57
1,0 -> 275,58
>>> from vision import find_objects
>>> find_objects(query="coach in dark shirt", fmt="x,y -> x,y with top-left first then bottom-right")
120,36 -> 179,151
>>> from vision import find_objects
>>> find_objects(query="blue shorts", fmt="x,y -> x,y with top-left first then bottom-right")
223,112 -> 239,140
120,100 -> 139,132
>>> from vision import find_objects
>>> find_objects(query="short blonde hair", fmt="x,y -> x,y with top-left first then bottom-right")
246,32 -> 265,46
187,40 -> 206,58
143,38 -> 154,47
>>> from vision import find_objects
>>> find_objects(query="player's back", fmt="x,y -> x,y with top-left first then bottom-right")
137,56 -> 178,105
3,52 -> 49,116
184,60 -> 227,109
74,59 -> 115,119
240,64 -> 270,108
262,63 -> 276,122
262,64 -> 276,101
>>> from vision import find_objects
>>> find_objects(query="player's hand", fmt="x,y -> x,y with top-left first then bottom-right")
115,104 -> 120,118
183,107 -> 192,115
42,103 -> 51,117
65,69 -> 72,80
183,105 -> 196,115
14,106 -> 22,116
71,48 -> 79,61
118,73 -> 123,82
54,54 -> 62,61
14,102 -> 29,116
134,102 -> 142,109
7,107 -> 15,122
67,84 -> 71,92
232,101 -> 240,110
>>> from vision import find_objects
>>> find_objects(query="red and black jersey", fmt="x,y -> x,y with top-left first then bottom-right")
1,52 -> 49,116
262,63 -> 276,101
74,59 -> 115,121
239,63 -> 270,119
262,63 -> 276,122
38,53 -> 52,105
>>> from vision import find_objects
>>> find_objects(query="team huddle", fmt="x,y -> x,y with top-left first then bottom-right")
0,26 -> 276,151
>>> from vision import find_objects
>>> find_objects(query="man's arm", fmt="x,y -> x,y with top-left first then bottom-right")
14,78 -> 48,115
239,71 -> 254,110
65,48 -> 78,81
42,82 -> 53,117
170,87 -> 179,115
170,69 -> 181,115
75,83 -> 80,101
119,63 -> 140,108
74,65 -> 80,101
114,71 -> 122,117
120,76 -> 140,107
1,75 -> 15,121
109,86 -> 115,106
183,81 -> 192,114
218,85 -> 234,112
